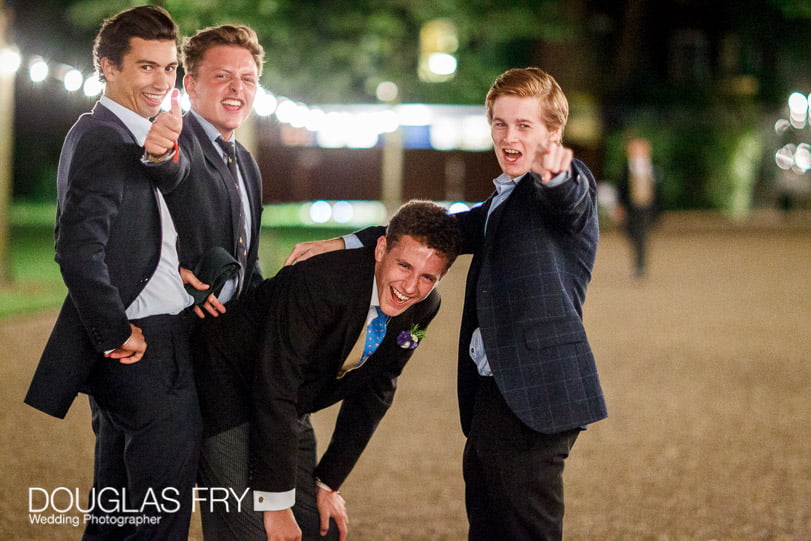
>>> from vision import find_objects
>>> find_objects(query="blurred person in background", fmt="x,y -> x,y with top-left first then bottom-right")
615,136 -> 662,280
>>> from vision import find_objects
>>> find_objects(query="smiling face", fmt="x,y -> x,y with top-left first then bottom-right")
101,37 -> 178,119
184,44 -> 258,140
373,234 -> 448,317
490,95 -> 561,178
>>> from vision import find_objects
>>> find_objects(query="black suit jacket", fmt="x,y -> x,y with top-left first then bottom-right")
194,246 -> 440,492
163,113 -> 264,293
25,102 -> 189,418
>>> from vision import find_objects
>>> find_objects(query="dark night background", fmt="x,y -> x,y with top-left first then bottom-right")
5,0 -> 811,210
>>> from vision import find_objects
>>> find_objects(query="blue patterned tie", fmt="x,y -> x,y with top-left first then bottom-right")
361,307 -> 389,364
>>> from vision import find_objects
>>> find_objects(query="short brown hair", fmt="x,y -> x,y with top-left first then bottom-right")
485,67 -> 569,142
181,25 -> 264,79
385,200 -> 462,271
93,5 -> 178,83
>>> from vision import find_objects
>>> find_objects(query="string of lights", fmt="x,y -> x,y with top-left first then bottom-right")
0,45 -> 491,152
0,44 -> 476,224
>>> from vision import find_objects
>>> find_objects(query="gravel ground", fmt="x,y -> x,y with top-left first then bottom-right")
2,218 -> 809,540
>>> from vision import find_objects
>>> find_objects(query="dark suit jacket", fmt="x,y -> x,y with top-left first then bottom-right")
456,161 -> 607,434
357,160 -> 607,436
163,113 -> 264,293
25,102 -> 189,419
193,246 -> 440,493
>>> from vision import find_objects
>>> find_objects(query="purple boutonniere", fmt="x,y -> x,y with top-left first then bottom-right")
397,324 -> 426,350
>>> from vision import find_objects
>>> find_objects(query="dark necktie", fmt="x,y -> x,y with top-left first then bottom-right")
215,136 -> 248,292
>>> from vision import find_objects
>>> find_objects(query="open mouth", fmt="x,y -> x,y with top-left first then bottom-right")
222,98 -> 243,111
144,92 -> 165,107
390,286 -> 412,306
503,148 -> 522,162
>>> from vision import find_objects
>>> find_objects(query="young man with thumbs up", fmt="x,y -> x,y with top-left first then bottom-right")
25,6 -> 201,539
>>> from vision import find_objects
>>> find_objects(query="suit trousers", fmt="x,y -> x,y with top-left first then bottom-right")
625,206 -> 655,276
82,313 -> 202,541
463,376 -> 581,541
197,416 -> 340,540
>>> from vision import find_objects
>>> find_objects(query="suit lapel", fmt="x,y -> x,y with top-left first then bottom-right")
234,143 -> 261,218
374,312 -> 414,360
336,253 -> 376,371
481,193 -> 503,251
188,114 -> 232,179
92,103 -> 139,145
188,114 -> 244,253
332,248 -> 419,378
336,309 -> 415,379
484,174 -> 534,246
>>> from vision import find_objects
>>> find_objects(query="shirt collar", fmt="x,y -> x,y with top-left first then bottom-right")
365,279 -> 384,324
370,277 -> 381,309
190,109 -> 234,145
492,172 -> 527,195
100,95 -> 152,146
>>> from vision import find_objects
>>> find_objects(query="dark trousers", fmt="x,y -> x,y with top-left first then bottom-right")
82,314 -> 202,541
197,416 -> 340,540
463,377 -> 580,541
625,206 -> 655,276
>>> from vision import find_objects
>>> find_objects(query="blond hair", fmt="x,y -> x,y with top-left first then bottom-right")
181,25 -> 264,78
485,67 -> 569,142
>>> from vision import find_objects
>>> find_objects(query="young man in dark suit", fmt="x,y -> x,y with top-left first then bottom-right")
450,67 -> 606,540
24,6 -> 201,539
287,67 -> 607,540
615,136 -> 662,280
193,201 -> 462,541
164,25 -> 266,317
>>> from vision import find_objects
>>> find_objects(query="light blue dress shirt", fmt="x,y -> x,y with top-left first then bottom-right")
467,170 -> 570,377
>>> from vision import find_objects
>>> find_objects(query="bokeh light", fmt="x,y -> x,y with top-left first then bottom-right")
0,48 -> 21,74
82,76 -> 103,97
308,200 -> 332,223
63,69 -> 83,92
332,201 -> 354,223
28,57 -> 48,82
376,81 -> 398,102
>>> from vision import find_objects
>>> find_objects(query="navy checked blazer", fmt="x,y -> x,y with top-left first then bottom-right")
353,160 -> 607,435
455,160 -> 607,435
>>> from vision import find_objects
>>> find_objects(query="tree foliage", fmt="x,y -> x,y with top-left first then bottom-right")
66,0 -> 568,104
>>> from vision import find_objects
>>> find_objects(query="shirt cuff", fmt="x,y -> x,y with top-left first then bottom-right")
315,478 -> 337,493
253,489 -> 296,511
141,149 -> 176,165
342,234 -> 362,249
545,169 -> 571,187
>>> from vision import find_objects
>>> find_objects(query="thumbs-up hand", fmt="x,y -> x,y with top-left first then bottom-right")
144,89 -> 182,162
